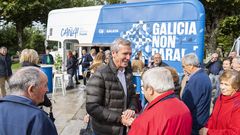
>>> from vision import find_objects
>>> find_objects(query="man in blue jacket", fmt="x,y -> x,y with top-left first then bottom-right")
0,46 -> 12,97
0,67 -> 57,135
181,53 -> 212,135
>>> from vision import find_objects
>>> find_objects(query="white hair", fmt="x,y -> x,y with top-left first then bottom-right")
142,67 -> 175,93
182,53 -> 199,67
111,37 -> 131,53
9,67 -> 42,93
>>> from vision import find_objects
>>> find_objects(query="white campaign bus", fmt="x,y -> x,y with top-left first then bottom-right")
46,0 -> 205,75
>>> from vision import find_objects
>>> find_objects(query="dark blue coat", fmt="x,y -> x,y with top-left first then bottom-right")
0,95 -> 58,135
182,68 -> 212,134
42,54 -> 54,64
66,56 -> 78,76
80,54 -> 93,69
0,54 -> 12,77
205,60 -> 222,75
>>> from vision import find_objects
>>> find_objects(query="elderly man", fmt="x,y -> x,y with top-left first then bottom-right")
205,53 -> 222,89
229,51 -> 237,59
149,53 -> 168,68
127,67 -> 192,135
181,53 -> 212,135
0,46 -> 12,97
0,67 -> 57,135
86,38 -> 138,135
231,56 -> 240,71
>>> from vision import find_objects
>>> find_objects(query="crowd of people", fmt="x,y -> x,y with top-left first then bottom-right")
0,37 -> 240,134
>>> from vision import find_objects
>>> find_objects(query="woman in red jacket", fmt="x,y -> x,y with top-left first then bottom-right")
200,69 -> 240,135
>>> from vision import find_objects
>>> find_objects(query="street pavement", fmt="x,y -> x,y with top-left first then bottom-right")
46,84 -> 87,135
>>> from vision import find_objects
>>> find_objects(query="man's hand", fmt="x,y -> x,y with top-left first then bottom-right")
122,109 -> 135,119
120,109 -> 136,126
199,127 -> 208,135
121,115 -> 135,126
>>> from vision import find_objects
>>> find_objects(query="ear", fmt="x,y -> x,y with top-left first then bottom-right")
146,86 -> 155,96
27,85 -> 35,97
111,51 -> 116,57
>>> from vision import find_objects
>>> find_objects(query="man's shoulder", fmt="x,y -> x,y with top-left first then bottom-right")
1,96 -> 42,111
96,64 -> 110,72
191,69 -> 209,79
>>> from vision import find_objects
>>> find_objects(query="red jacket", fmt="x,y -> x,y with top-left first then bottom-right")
128,90 -> 192,135
206,92 -> 240,135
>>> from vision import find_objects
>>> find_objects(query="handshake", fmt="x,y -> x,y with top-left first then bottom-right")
121,109 -> 136,127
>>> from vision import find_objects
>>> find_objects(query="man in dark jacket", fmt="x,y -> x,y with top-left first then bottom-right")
205,53 -> 222,89
0,46 -> 12,97
80,49 -> 93,85
42,48 -> 54,64
181,53 -> 212,135
149,53 -> 168,68
0,67 -> 57,135
86,38 -> 138,135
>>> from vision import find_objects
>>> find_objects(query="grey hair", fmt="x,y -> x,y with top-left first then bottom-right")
182,53 -> 199,67
142,67 -> 175,93
111,37 -> 131,53
9,67 -> 42,93
105,50 -> 111,56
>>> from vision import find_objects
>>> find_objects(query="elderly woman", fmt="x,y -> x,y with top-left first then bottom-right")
214,58 -> 232,102
20,49 -> 40,67
200,69 -> 240,135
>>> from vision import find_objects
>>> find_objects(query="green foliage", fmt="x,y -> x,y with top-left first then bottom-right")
0,25 -> 45,55
54,53 -> 62,72
0,24 -> 18,56
0,0 -> 72,25
218,16 -> 240,37
201,0 -> 240,55
23,27 -> 45,53
105,0 -> 125,4
217,15 -> 240,55
11,62 -> 21,72
0,0 -> 73,48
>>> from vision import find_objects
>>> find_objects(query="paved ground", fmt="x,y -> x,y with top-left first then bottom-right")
45,84 -> 87,135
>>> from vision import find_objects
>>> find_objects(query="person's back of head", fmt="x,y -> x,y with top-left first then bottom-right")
142,67 -> 175,102
94,52 -> 104,63
90,48 -> 96,56
9,67 -> 47,105
20,49 -> 39,65
104,50 -> 111,64
68,51 -> 73,58
182,53 -> 199,67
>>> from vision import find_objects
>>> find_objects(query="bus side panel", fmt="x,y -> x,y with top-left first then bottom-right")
92,0 -> 205,74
